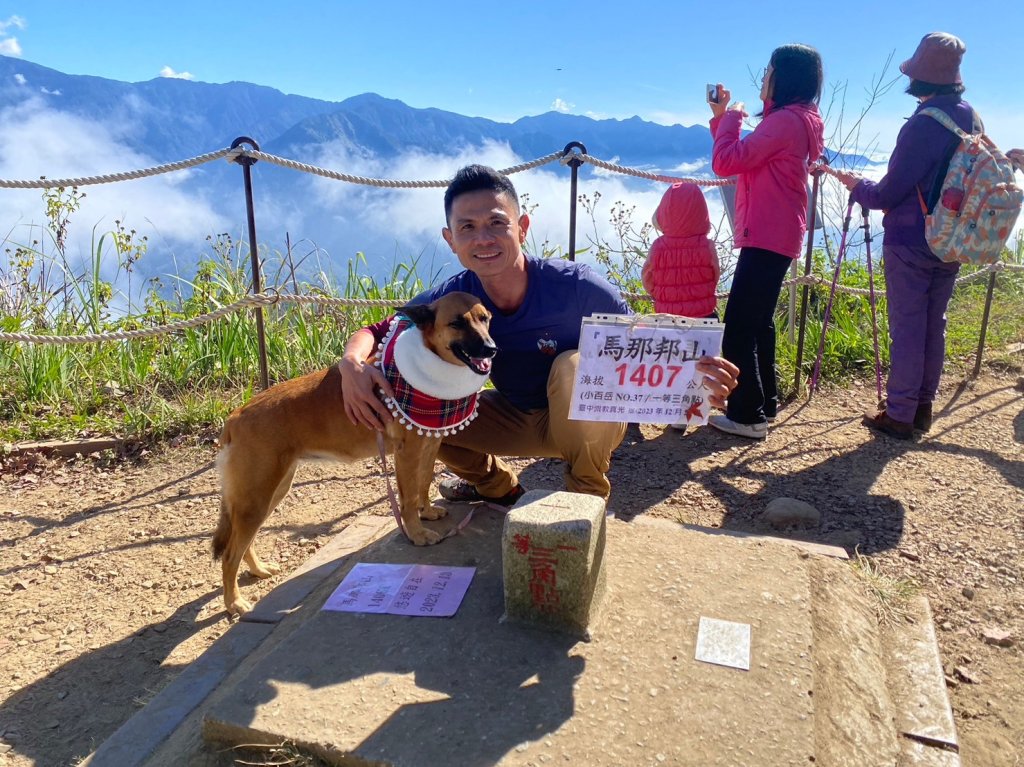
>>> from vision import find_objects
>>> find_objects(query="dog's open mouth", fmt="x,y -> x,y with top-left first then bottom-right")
453,346 -> 494,376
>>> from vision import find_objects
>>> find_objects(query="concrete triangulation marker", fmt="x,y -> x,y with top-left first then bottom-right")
502,490 -> 607,638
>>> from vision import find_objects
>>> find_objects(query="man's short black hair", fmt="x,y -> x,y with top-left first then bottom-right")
444,164 -> 519,225
905,79 -> 966,98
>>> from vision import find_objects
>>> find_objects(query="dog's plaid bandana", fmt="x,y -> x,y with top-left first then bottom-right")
377,317 -> 480,437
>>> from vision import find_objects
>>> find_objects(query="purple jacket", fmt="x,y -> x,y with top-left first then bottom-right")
710,102 -> 825,258
851,95 -> 975,248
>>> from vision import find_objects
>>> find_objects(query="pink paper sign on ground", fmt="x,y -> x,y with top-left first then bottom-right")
321,563 -> 476,617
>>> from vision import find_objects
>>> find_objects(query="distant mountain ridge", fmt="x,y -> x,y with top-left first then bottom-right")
0,54 -> 712,171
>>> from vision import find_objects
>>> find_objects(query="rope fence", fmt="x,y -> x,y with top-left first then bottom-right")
0,148 -> 241,189
2,139 -> 1021,385
2,258 -> 1020,346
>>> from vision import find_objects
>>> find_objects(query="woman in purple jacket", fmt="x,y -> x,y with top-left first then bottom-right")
707,44 -> 825,439
837,32 -> 972,440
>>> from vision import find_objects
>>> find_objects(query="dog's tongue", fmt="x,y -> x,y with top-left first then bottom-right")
473,357 -> 493,375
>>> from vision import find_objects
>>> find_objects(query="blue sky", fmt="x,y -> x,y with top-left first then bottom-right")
2,0 -> 1022,151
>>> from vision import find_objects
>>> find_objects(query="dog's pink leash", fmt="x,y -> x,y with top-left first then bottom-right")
375,433 -> 478,542
375,433 -> 407,537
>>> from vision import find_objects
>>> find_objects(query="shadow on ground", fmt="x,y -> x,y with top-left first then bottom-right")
0,593 -> 221,766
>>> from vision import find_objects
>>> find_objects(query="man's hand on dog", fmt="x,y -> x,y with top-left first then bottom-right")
696,355 -> 740,410
339,354 -> 394,431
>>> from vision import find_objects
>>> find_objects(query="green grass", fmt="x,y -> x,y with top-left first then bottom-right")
0,204 -> 431,443
850,550 -> 919,627
2,189 -> 1022,445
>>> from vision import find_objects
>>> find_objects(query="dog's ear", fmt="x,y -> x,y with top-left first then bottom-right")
397,302 -> 436,329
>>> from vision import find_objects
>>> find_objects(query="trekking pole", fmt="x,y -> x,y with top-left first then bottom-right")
861,205 -> 883,403
972,268 -> 998,378
809,195 -> 855,397
793,169 -> 822,395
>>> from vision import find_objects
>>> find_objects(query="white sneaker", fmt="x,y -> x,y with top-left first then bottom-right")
708,414 -> 768,440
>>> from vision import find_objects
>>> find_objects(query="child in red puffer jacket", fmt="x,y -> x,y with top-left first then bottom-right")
641,182 -> 720,319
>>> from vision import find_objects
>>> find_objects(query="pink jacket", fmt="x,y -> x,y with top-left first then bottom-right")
642,183 -> 719,317
710,103 -> 825,258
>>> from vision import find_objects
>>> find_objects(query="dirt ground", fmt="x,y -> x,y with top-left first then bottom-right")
0,372 -> 1021,767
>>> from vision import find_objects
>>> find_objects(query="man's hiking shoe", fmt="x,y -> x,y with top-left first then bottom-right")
862,409 -> 913,440
914,402 -> 933,432
708,414 -> 768,440
438,477 -> 525,507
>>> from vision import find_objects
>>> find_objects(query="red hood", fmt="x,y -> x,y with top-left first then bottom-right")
655,183 -> 711,238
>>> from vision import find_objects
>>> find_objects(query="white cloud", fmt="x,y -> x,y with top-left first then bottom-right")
13,73 -> 25,85
40,86 -> 61,96
0,98 -> 228,293
0,37 -> 21,56
551,98 -> 574,114
0,15 -> 24,57
671,159 -> 708,175
159,66 -> 195,81
0,15 -> 25,33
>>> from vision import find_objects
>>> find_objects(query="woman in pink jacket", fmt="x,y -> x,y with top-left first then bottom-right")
707,44 -> 825,439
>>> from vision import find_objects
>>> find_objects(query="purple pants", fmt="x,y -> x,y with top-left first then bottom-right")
883,244 -> 960,423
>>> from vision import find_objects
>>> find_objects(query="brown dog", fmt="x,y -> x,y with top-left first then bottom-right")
212,291 -> 496,616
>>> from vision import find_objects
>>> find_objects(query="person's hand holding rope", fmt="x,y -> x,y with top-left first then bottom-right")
834,170 -> 864,191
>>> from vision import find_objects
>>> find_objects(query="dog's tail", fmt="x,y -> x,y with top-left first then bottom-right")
212,496 -> 231,561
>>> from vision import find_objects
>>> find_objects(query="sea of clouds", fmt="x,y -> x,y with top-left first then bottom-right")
2,96 -> 1019,312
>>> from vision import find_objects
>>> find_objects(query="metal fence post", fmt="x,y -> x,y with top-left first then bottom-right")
972,268 -> 998,378
230,136 -> 270,391
562,141 -> 587,261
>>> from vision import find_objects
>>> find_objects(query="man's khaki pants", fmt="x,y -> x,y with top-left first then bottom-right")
438,350 -> 628,500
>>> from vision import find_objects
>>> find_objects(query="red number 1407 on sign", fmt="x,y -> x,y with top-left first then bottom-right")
614,363 -> 684,388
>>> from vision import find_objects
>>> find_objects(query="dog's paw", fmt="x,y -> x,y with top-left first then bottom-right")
419,504 -> 448,521
406,527 -> 443,546
227,597 -> 254,617
249,561 -> 281,579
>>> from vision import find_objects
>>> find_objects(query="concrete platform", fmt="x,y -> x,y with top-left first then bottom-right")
87,499 -> 960,767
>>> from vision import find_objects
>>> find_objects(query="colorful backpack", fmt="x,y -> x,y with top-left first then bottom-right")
916,107 -> 1023,265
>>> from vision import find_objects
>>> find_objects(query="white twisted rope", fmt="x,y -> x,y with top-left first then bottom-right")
0,143 -> 1012,196
0,292 -> 399,344
3,258 -> 1018,345
240,149 -> 565,188
0,148 -> 241,189
621,261 -> 1016,303
568,152 -> 735,187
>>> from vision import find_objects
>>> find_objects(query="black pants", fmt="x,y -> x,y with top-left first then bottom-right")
722,247 -> 792,424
